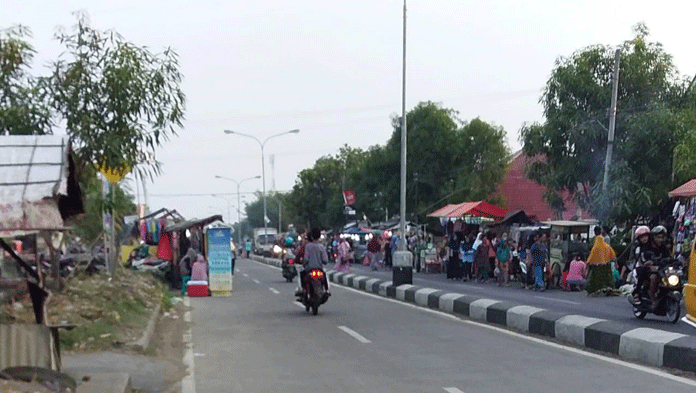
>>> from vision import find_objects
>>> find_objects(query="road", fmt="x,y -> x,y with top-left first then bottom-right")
334,262 -> 694,335
185,258 -> 696,393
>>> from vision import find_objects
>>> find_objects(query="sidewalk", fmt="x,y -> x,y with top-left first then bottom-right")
251,255 -> 696,374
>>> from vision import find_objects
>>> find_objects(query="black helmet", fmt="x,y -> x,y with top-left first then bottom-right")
651,225 -> 667,236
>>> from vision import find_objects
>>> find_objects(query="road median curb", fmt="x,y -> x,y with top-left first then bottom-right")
250,255 -> 696,373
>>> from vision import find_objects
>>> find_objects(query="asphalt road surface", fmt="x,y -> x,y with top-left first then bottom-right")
185,259 -> 696,393
340,263 -> 694,335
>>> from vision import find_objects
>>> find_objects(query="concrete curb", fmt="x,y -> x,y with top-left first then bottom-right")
130,302 -> 161,350
250,255 -> 696,373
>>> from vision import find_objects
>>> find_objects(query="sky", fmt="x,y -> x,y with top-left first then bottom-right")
4,0 -> 696,224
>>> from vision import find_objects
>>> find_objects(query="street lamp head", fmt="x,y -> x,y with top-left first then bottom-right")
214,175 -> 223,179
253,175 -> 261,179
223,130 -> 235,134
288,129 -> 300,134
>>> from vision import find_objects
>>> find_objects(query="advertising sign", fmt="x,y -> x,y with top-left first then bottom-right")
206,226 -> 233,296
343,189 -> 356,206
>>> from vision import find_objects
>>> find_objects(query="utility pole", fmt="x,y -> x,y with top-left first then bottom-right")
602,49 -> 621,194
393,0 -> 413,286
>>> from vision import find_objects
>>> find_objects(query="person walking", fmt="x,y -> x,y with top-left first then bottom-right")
335,237 -> 352,273
460,233 -> 475,281
527,232 -> 549,291
367,235 -> 382,271
496,234 -> 511,286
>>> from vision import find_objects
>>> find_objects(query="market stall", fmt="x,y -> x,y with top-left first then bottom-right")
668,179 -> 696,327
163,215 -> 223,289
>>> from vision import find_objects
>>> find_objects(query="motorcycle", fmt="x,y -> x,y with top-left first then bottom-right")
296,269 -> 329,315
281,249 -> 298,282
629,259 -> 684,323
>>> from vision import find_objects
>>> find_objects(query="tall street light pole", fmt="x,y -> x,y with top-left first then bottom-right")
215,175 -> 261,247
394,0 -> 413,286
224,129 -> 299,248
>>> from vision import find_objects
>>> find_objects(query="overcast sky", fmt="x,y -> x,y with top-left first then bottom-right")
4,0 -> 696,224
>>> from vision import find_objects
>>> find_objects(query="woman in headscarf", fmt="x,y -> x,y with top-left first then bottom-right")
473,232 -> 490,282
180,248 -> 197,295
335,237 -> 352,273
190,254 -> 208,282
585,230 -> 617,292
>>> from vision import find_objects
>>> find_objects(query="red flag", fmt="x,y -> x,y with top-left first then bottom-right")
343,190 -> 356,206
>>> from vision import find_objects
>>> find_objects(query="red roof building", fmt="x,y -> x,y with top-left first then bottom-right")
495,151 -> 593,221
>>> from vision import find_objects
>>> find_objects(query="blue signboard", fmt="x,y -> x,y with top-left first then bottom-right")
207,226 -> 233,295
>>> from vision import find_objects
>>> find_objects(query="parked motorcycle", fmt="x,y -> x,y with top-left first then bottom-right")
629,259 -> 684,323
281,250 -> 298,282
296,269 -> 329,315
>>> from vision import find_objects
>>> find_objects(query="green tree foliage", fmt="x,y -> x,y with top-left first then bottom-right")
47,13 -> 186,177
520,23 -> 696,223
283,102 -> 510,229
0,26 -> 52,135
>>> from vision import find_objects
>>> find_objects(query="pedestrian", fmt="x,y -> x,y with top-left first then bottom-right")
474,232 -> 490,282
460,233 -> 475,281
383,236 -> 393,268
367,235 -> 382,271
179,248 -> 197,295
527,231 -> 549,291
566,253 -> 588,291
190,254 -> 208,282
496,234 -> 511,286
244,239 -> 252,258
447,233 -> 463,279
335,237 -> 352,273
586,230 -> 617,292
486,231 -> 497,279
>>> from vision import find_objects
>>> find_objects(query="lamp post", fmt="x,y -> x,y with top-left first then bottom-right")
215,175 -> 260,247
222,129 -> 299,249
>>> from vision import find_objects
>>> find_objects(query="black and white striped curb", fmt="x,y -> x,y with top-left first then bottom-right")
250,255 -> 696,373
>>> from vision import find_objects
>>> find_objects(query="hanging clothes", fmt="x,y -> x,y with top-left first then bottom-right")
157,232 -> 174,261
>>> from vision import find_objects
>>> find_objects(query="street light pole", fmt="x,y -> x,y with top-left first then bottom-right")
215,175 -> 261,247
224,129 -> 299,249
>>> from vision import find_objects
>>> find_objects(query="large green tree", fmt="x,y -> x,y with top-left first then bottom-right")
48,13 -> 186,177
520,23 -> 696,223
0,26 -> 52,135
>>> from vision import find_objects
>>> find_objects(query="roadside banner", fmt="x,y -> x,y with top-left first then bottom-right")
207,226 -> 233,296
343,190 -> 356,205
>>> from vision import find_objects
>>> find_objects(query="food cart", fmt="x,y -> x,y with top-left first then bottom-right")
542,220 -> 598,287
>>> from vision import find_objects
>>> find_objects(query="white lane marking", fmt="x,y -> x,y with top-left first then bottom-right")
194,353 -> 206,357
182,327 -> 196,393
235,268 -> 240,273
338,326 -> 372,344
330,284 -> 696,387
184,311 -> 191,323
184,296 -> 191,308
534,296 -> 581,305
443,388 -> 465,393
269,288 -> 280,294
682,317 -> 696,329
243,273 -> 249,277
253,279 -> 260,284
293,302 -> 305,309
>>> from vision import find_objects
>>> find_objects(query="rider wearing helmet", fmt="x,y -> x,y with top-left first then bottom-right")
644,225 -> 672,309
295,228 -> 330,297
630,226 -> 652,304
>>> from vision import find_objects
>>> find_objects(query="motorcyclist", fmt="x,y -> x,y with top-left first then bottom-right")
630,226 -> 652,304
295,228 -> 330,297
644,225 -> 672,309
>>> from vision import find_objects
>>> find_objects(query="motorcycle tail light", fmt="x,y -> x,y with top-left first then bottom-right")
310,270 -> 324,279
288,259 -> 293,264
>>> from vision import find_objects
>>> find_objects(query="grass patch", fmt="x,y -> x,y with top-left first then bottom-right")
60,320 -> 112,349
161,285 -> 173,312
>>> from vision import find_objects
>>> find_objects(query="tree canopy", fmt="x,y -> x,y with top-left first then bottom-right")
520,23 -> 696,223
282,102 -> 510,230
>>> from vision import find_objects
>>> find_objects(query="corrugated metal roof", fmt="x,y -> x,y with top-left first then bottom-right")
0,135 -> 69,232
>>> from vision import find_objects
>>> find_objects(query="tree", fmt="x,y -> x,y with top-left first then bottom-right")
47,13 -> 186,177
520,23 -> 696,223
0,26 -> 52,135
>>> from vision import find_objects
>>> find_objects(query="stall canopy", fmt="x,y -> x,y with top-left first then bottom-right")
428,201 -> 506,220
0,135 -> 83,236
669,179 -> 696,198
164,215 -> 223,233
492,210 -> 533,226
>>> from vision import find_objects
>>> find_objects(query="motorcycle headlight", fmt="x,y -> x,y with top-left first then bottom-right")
667,274 -> 680,287
272,245 -> 282,254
